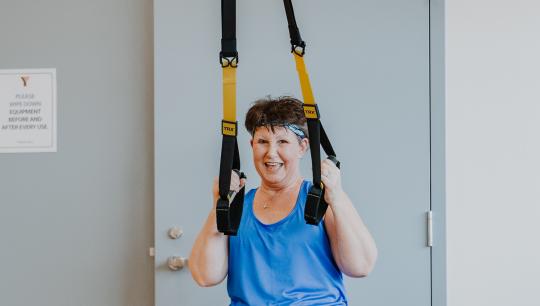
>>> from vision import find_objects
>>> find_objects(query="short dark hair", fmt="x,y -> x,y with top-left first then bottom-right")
244,96 -> 308,139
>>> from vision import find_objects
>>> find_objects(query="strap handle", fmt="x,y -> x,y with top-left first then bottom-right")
217,0 -> 244,235
282,0 -> 340,225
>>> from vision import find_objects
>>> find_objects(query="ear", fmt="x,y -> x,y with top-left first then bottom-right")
299,138 -> 309,157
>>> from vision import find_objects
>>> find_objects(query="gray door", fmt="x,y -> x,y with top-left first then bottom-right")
155,0 -> 431,305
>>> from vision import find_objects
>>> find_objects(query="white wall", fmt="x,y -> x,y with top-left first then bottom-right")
446,1 -> 540,305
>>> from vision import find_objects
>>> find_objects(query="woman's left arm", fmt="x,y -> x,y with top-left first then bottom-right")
321,159 -> 378,278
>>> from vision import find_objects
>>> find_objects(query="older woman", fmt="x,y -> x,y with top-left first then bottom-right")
189,97 -> 377,305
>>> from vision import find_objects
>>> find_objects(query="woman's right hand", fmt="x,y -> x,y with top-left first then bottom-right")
212,171 -> 247,203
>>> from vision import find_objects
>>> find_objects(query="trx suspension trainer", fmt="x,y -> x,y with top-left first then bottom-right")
217,0 -> 340,236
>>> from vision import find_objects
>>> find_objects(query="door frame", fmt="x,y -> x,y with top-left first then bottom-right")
429,0 -> 446,305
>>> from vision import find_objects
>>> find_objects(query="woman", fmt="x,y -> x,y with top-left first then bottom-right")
189,96 -> 377,305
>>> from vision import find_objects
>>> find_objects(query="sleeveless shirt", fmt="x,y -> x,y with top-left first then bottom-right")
227,180 -> 348,305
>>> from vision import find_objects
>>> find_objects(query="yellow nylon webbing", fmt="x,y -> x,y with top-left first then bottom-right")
294,53 -> 315,105
222,66 -> 237,123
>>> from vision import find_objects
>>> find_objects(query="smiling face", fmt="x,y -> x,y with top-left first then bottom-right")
251,125 -> 309,188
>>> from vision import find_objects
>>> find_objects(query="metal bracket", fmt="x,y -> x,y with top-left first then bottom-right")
427,211 -> 433,247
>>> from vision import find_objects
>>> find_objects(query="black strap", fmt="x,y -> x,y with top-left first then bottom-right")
304,119 -> 340,225
216,0 -> 244,236
220,0 -> 238,62
217,136 -> 235,233
216,0 -> 339,230
216,132 -> 246,236
281,1 -> 340,225
320,123 -> 339,167
218,136 -> 239,198
304,115 -> 340,225
306,119 -> 322,186
282,0 -> 306,54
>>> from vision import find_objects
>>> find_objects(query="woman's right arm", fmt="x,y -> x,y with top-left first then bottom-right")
188,203 -> 229,287
189,175 -> 243,287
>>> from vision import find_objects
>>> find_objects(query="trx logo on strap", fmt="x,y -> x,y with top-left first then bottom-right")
303,104 -> 320,119
222,120 -> 238,136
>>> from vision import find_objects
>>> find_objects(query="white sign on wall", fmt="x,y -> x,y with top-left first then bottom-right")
0,69 -> 57,153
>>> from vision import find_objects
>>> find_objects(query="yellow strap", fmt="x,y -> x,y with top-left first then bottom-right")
222,66 -> 237,123
294,53 -> 315,105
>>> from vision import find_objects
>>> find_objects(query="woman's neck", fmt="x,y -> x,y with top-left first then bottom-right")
260,175 -> 303,196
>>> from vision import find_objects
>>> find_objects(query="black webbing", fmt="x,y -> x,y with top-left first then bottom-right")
320,123 -> 338,165
216,0 -> 340,230
218,136 -> 239,198
283,0 -> 340,225
221,0 -> 237,59
307,121 -> 339,186
216,130 -> 246,236
281,0 -> 340,225
306,119 -> 322,186
304,119 -> 340,225
216,0 -> 244,236
282,0 -> 306,53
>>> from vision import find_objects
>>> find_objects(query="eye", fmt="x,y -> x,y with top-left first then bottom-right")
278,139 -> 289,144
257,139 -> 268,144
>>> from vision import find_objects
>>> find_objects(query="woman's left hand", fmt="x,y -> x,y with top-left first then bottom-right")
320,158 -> 346,206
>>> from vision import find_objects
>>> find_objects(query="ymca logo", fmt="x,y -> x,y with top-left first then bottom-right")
21,76 -> 30,87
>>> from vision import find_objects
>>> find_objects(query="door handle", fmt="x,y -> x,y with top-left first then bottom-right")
168,227 -> 183,239
168,256 -> 187,271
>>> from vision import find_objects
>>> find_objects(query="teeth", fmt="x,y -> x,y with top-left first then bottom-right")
265,162 -> 281,166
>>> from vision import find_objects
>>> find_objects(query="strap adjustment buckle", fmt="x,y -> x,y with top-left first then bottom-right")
220,52 -> 239,68
291,41 -> 306,56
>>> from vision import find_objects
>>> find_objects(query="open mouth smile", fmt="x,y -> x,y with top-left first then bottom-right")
264,162 -> 284,170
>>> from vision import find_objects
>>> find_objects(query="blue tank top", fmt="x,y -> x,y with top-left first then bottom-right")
227,180 -> 348,305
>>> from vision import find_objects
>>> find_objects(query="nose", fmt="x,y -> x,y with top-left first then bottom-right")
266,142 -> 279,158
